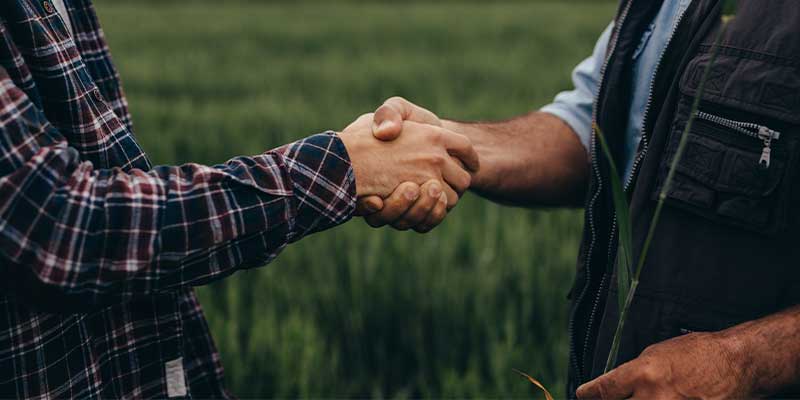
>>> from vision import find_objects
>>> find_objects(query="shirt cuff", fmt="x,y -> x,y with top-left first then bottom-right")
540,104 -> 593,154
277,131 -> 357,239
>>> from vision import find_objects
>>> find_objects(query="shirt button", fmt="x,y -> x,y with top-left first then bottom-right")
92,88 -> 104,102
43,1 -> 55,14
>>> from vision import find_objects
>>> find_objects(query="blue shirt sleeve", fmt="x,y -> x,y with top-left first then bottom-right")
540,23 -> 614,153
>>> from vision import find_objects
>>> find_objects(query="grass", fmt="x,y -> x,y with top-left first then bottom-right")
95,2 -> 616,398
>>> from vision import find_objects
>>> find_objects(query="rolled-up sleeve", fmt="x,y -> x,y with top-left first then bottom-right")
540,22 -> 614,153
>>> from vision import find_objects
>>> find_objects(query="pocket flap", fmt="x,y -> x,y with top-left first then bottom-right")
681,49 -> 800,125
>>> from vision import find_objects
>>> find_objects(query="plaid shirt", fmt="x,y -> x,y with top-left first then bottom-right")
0,0 -> 356,398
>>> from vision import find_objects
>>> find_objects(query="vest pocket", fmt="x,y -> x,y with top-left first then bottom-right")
652,96 -> 799,235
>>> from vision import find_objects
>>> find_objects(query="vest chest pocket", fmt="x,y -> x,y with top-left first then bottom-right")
652,24 -> 800,236
654,95 -> 799,235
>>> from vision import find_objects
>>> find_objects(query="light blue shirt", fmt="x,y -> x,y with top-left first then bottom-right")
541,0 -> 693,181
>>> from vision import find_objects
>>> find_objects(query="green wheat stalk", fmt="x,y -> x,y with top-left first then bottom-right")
600,1 -> 737,373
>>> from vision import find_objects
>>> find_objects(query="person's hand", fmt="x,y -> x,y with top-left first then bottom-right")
338,113 -> 478,208
371,96 -> 443,141
576,331 -> 753,399
357,97 -> 462,232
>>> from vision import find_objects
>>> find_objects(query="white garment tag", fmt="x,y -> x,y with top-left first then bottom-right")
165,357 -> 187,398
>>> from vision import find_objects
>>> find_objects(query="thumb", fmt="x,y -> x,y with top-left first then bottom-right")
372,97 -> 442,141
372,104 -> 404,141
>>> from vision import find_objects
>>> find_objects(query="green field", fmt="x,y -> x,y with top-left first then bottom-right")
95,2 -> 615,398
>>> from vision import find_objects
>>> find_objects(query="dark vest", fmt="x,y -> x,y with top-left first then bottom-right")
568,0 -> 800,397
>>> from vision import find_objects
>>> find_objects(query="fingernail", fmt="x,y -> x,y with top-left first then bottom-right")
439,193 -> 448,204
404,188 -> 419,201
378,120 -> 394,132
428,183 -> 442,198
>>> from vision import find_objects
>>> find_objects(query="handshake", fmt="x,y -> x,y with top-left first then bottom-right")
338,97 -> 478,233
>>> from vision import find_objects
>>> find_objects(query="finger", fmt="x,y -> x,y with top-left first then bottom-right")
442,184 -> 459,211
364,182 -> 420,228
391,180 -> 442,231
575,379 -> 602,400
373,97 -> 441,141
576,367 -> 636,400
415,193 -> 448,233
355,196 -> 384,216
441,157 -> 472,195
440,130 -> 480,172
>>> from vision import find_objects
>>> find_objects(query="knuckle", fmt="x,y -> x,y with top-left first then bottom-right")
426,127 -> 443,142
638,363 -> 660,383
430,153 -> 446,167
374,106 -> 391,117
357,113 -> 375,125
596,382 -> 611,400
387,96 -> 408,105
639,344 -> 661,359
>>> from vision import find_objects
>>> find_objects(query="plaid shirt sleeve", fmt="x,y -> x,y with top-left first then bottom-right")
0,67 -> 356,308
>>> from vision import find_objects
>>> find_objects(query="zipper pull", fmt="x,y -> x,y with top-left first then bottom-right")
760,144 -> 771,169
759,126 -> 776,169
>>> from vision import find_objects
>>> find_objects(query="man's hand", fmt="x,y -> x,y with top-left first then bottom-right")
576,332 -> 751,400
356,98 -> 456,232
371,96 -> 443,141
338,113 -> 478,206
578,305 -> 800,399
358,94 -> 590,232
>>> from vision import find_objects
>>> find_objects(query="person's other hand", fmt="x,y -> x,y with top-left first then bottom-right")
576,331 -> 752,399
360,179 -> 449,233
357,97 -> 467,232
371,96 -> 443,141
338,113 -> 478,211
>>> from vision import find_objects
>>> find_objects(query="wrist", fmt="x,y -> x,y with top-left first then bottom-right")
336,131 -> 365,196
442,120 -> 468,137
441,120 -> 495,192
714,324 -> 770,396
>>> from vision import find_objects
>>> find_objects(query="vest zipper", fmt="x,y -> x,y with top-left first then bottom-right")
624,6 -> 693,191
578,0 -> 694,382
570,0 -> 634,386
695,111 -> 782,169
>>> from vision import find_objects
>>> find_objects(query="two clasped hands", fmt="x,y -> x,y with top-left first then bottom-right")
338,97 -> 478,232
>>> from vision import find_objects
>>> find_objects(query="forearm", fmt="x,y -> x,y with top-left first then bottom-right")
443,111 -> 589,207
722,305 -> 800,396
2,130 -> 355,307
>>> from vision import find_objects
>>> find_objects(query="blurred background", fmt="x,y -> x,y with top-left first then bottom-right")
94,1 -> 616,398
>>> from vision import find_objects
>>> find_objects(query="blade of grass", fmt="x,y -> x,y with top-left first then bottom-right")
603,12 -> 732,373
513,369 -> 554,400
594,124 -> 632,313
722,0 -> 738,16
